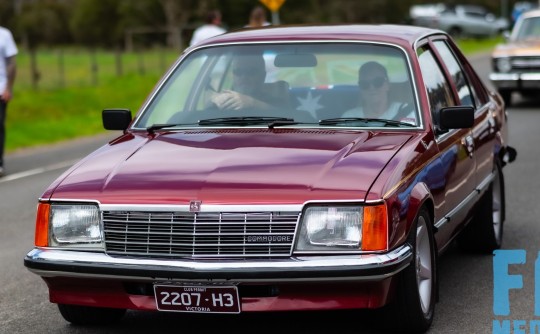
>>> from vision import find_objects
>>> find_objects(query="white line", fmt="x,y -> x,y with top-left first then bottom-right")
0,160 -> 79,183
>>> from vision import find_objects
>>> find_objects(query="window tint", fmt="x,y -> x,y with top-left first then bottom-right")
417,46 -> 455,126
433,40 -> 475,108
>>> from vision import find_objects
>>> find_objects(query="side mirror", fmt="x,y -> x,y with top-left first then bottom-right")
437,106 -> 474,133
102,108 -> 132,131
503,30 -> 511,41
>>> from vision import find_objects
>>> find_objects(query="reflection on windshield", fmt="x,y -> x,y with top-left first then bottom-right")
134,43 -> 420,129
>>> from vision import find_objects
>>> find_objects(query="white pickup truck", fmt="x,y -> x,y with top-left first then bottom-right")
410,3 -> 509,38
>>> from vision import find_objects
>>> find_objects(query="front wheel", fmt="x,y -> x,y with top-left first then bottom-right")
391,208 -> 437,333
58,304 -> 126,326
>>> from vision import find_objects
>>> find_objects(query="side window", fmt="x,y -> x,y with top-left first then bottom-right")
417,45 -> 455,126
433,40 -> 475,108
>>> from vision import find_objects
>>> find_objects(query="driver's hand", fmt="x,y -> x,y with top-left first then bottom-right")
211,90 -> 254,110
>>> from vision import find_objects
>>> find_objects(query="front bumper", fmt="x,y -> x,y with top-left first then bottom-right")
489,72 -> 540,90
25,245 -> 412,283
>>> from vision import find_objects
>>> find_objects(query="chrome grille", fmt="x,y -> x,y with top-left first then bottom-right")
512,56 -> 540,71
103,211 -> 299,258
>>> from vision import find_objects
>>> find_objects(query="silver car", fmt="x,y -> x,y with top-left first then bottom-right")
410,3 -> 509,38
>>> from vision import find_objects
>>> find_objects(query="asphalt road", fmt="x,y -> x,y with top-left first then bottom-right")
0,53 -> 538,333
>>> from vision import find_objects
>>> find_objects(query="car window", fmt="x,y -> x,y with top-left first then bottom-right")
417,45 -> 455,127
432,40 -> 476,108
515,16 -> 540,40
134,43 -> 420,129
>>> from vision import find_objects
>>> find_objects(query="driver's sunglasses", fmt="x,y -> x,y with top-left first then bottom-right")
358,76 -> 387,90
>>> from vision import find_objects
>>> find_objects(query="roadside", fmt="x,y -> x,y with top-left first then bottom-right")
2,132 -> 119,179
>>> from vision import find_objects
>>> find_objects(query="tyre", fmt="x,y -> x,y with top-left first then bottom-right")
459,162 -> 505,253
391,208 -> 437,333
58,304 -> 126,326
448,27 -> 462,39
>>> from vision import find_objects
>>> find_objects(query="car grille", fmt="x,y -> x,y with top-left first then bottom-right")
511,56 -> 540,71
103,211 -> 300,259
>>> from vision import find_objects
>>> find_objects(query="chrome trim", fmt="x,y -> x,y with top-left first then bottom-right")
41,200 -> 372,212
435,189 -> 477,229
434,172 -> 495,229
25,244 -> 412,283
476,171 -> 495,194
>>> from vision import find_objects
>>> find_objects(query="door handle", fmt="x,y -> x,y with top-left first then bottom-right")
462,136 -> 474,158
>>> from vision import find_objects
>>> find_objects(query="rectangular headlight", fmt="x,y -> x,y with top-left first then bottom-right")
295,205 -> 388,252
49,204 -> 103,248
295,206 -> 362,251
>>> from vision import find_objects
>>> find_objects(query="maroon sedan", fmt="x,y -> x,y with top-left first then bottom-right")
24,25 -> 516,332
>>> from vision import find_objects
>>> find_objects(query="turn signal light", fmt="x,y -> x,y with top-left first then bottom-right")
35,203 -> 50,247
362,204 -> 388,251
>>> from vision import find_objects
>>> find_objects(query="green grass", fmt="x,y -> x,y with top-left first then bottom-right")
455,36 -> 503,55
6,48 -> 177,152
5,39 -> 500,153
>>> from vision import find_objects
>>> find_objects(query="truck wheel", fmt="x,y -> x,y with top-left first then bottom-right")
58,304 -> 126,326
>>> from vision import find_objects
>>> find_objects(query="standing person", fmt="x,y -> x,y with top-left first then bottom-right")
245,6 -> 270,28
189,10 -> 226,46
0,25 -> 17,177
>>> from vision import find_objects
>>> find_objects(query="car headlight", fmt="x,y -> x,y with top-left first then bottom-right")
294,204 -> 388,253
35,202 -> 103,249
496,57 -> 512,73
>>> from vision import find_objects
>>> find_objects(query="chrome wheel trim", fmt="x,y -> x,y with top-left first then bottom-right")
492,170 -> 503,243
415,216 -> 433,315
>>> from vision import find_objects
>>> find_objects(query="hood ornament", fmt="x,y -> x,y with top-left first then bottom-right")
189,200 -> 202,212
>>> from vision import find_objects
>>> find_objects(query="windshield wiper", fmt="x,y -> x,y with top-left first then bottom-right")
146,123 -> 196,134
198,117 -> 295,126
319,117 -> 415,127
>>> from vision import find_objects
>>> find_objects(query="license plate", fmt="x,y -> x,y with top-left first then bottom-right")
154,285 -> 241,314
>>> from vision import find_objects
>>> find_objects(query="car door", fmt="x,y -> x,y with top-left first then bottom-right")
416,40 -> 477,249
431,38 -> 495,184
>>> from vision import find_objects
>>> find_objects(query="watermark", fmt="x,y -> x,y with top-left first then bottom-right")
493,250 -> 540,333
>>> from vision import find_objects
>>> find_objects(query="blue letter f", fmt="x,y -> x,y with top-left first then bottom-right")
493,249 -> 525,316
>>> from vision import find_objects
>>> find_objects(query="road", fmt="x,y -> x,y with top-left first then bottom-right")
0,54 -> 538,333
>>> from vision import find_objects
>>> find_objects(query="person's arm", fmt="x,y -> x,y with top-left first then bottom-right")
2,56 -> 16,102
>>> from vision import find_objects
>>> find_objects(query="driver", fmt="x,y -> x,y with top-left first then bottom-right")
211,54 -> 289,110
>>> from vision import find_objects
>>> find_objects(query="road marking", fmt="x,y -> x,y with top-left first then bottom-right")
0,160 -> 78,183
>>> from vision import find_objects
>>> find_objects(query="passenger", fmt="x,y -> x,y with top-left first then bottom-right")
343,61 -> 415,124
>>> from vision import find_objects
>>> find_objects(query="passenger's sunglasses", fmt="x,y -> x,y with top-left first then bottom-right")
358,76 -> 387,90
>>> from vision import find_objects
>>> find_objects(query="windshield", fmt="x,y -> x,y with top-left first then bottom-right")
515,16 -> 540,40
134,43 -> 419,129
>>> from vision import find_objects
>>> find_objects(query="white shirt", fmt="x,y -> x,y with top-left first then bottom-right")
0,27 -> 17,92
189,25 -> 226,46
342,101 -> 417,125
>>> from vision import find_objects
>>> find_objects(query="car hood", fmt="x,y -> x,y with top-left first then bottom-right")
492,39 -> 540,56
44,130 -> 413,205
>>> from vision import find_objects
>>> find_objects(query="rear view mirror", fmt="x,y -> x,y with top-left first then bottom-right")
102,108 -> 132,131
274,53 -> 317,67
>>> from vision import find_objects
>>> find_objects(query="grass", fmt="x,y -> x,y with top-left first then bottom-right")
454,35 -> 503,55
6,48 -> 178,152
5,38 -> 501,153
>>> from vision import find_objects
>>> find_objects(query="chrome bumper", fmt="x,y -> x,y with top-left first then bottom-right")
24,245 -> 412,283
490,72 -> 540,90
